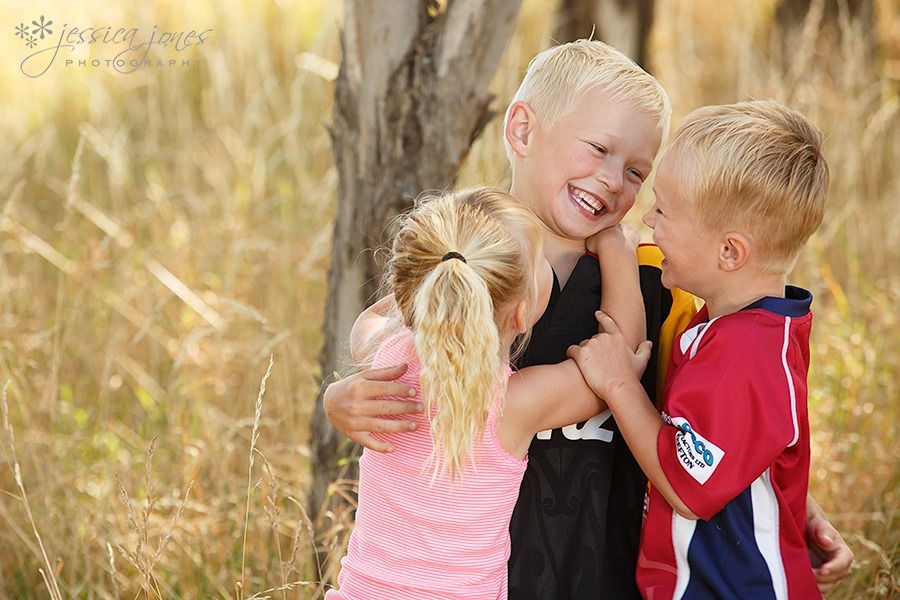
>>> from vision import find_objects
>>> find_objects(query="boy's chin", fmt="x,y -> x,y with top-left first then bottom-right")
659,270 -> 678,291
560,216 -> 618,241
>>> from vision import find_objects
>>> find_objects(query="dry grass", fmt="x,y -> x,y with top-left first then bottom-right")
0,0 -> 896,597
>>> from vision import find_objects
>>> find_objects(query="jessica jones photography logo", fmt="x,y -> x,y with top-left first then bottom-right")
14,15 -> 213,78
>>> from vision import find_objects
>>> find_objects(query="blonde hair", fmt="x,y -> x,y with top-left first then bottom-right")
503,39 -> 671,162
667,99 -> 830,274
387,187 -> 543,479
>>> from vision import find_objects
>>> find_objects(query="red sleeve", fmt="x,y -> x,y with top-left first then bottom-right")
657,317 -> 796,520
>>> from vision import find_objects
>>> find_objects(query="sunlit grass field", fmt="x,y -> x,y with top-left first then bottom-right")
0,0 -> 896,597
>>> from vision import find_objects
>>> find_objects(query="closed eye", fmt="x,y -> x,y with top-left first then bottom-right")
590,143 -> 607,155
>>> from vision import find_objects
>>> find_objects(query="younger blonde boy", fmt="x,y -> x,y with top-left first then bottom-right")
569,99 -> 830,598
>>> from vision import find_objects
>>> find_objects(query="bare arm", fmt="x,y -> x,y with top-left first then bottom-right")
501,228 -> 647,458
588,225 -> 646,350
501,359 -> 608,458
806,494 -> 854,593
567,311 -> 698,519
592,374 -> 699,520
349,294 -> 398,364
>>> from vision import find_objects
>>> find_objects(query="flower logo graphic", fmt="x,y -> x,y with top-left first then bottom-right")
14,16 -> 52,49
31,15 -> 53,39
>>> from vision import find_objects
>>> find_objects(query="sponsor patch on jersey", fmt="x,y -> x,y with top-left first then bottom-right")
671,417 -> 724,484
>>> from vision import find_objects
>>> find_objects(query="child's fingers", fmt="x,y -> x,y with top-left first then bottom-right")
366,398 -> 423,416
350,364 -> 418,404
360,363 -> 411,385
594,310 -> 621,335
352,432 -> 396,453
566,343 -> 585,361
620,223 -> 641,248
634,340 -> 653,369
349,416 -> 420,453
360,415 -> 418,434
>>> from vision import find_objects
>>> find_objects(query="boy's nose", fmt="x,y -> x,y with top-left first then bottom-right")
642,208 -> 655,228
596,163 -> 624,194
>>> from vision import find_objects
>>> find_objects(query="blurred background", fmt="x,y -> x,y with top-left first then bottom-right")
0,0 -> 896,597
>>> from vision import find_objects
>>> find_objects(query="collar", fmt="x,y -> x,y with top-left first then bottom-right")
741,285 -> 812,317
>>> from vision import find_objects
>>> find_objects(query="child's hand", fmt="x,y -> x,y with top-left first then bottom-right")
806,503 -> 853,592
585,223 -> 640,256
566,311 -> 652,399
323,364 -> 422,453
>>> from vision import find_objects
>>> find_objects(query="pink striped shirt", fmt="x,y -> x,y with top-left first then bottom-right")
327,330 -> 526,599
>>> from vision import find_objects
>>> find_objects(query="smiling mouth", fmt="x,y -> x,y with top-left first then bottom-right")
569,185 -> 607,217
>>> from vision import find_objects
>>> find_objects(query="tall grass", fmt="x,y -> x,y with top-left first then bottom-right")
1,1 -> 339,596
0,0 -> 896,597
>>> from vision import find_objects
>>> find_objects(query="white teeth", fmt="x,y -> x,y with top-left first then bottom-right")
569,186 -> 604,215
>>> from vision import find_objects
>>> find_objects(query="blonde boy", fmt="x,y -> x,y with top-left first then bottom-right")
323,43 -> 852,598
569,100 -> 830,598
499,39 -> 692,599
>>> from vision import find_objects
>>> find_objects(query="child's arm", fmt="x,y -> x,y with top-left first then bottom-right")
588,225 -> 646,350
567,311 -> 699,520
501,359 -> 610,458
349,295 -> 397,364
502,226 -> 647,459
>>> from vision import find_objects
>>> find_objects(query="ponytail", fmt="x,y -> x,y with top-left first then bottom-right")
412,258 -> 504,480
387,187 -> 544,480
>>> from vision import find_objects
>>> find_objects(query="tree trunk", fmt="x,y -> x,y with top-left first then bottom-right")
554,0 -> 656,69
309,0 -> 523,576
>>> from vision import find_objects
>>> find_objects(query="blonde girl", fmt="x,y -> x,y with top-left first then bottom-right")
326,187 -> 646,599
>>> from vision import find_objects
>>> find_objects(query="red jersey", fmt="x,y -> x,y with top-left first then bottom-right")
638,286 -> 822,599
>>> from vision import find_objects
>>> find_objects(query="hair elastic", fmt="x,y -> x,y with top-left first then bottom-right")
441,251 -> 467,263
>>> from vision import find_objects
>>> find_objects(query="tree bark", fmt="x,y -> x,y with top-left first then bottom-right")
309,0 -> 523,573
553,0 -> 656,69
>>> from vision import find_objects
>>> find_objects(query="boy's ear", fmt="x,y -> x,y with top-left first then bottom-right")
718,232 -> 751,272
505,101 -> 536,158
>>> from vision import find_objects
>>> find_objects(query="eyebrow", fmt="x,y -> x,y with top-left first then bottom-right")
635,157 -> 655,172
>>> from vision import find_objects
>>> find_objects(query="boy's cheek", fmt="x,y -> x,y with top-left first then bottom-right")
617,189 -> 640,215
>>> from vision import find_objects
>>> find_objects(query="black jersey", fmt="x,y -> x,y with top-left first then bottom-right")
508,247 -> 696,600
